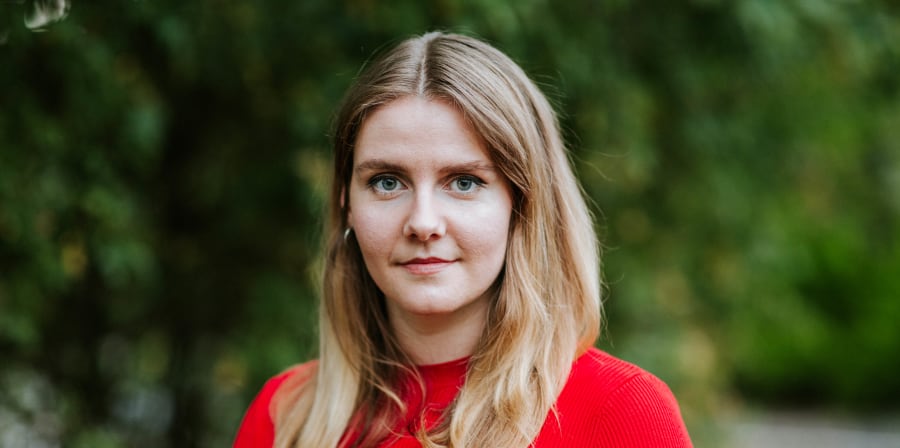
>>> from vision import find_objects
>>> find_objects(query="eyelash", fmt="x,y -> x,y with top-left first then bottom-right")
366,174 -> 486,196
449,175 -> 485,193
368,175 -> 404,194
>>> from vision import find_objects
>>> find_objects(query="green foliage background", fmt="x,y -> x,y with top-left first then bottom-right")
1,0 -> 899,446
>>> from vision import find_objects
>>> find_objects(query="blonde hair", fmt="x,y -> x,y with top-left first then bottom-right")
273,31 -> 601,448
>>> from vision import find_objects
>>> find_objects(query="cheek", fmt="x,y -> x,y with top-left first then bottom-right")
458,208 -> 512,259
352,208 -> 397,256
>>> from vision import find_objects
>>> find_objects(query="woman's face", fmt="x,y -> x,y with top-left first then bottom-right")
348,96 -> 513,333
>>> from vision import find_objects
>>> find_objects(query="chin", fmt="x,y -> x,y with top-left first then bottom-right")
405,303 -> 460,316
393,296 -> 467,316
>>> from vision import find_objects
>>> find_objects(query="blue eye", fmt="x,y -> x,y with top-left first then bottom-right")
370,175 -> 402,193
378,177 -> 399,190
451,176 -> 483,193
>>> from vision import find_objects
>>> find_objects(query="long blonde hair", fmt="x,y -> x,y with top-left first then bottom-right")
273,31 -> 600,448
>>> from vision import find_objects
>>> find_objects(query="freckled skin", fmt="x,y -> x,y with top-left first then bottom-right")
348,97 -> 513,362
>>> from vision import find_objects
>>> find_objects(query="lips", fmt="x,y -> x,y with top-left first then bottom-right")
400,257 -> 454,275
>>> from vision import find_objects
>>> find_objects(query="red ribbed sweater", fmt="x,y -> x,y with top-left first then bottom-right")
233,348 -> 693,447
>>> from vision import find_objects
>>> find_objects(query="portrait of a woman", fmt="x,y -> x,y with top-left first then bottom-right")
233,31 -> 693,448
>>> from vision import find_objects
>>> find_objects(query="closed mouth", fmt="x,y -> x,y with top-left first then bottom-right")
400,257 -> 454,274
403,257 -> 451,265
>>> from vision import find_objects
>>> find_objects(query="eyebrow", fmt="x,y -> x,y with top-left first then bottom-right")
354,159 -> 497,175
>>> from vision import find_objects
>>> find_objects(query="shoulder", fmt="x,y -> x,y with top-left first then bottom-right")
546,348 -> 693,447
232,361 -> 318,448
255,361 -> 318,416
268,359 -> 319,396
566,347 -> 652,392
559,347 -> 677,416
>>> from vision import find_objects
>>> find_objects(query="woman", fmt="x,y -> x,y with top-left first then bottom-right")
234,31 -> 692,447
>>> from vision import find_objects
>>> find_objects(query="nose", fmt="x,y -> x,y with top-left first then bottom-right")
403,190 -> 445,241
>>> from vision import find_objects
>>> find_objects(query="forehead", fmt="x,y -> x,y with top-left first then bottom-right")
353,97 -> 491,168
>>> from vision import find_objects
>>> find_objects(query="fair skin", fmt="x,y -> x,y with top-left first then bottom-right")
347,96 -> 514,365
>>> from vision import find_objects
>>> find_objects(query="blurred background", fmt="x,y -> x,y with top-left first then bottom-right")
2,0 -> 899,446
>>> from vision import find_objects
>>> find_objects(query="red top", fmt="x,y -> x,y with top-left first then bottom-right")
233,348 -> 693,447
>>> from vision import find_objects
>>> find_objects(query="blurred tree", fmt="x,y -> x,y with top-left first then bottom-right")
1,0 -> 898,446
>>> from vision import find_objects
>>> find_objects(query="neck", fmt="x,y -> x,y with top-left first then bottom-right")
388,299 -> 488,365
